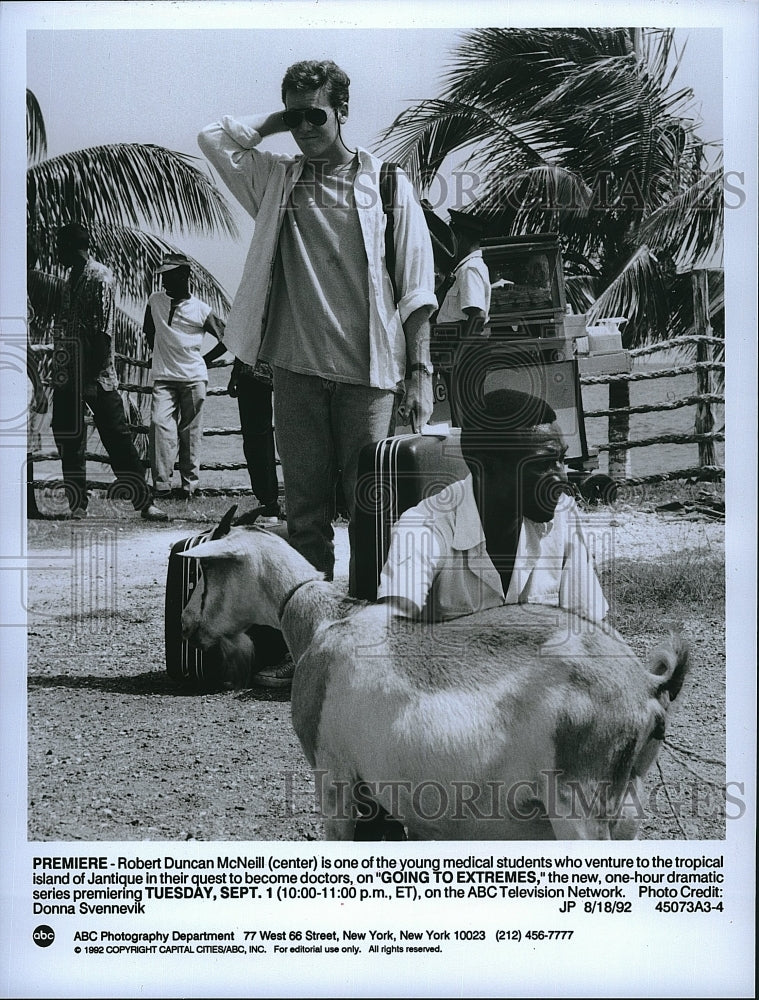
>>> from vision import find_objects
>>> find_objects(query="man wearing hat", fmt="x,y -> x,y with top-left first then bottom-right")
430,208 -> 492,423
51,222 -> 167,521
435,208 -> 492,329
143,253 -> 227,500
378,387 -> 608,623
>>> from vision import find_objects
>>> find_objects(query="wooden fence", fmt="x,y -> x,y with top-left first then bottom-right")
29,334 -> 725,493
579,335 -> 724,484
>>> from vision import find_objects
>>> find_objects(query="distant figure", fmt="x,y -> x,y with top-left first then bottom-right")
51,222 -> 166,521
143,253 -> 227,501
435,207 -> 492,329
379,388 -> 608,624
434,208 -> 492,423
226,357 -> 281,521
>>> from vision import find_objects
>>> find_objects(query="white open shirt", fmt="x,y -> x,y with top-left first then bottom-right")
377,474 -> 609,623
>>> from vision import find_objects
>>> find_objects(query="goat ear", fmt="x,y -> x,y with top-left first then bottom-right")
648,632 -> 690,702
176,536 -> 248,561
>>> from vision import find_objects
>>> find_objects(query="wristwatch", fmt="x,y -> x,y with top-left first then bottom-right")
408,362 -> 434,376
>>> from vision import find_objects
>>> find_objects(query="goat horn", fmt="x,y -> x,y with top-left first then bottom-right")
211,504 -> 239,539
232,506 -> 270,527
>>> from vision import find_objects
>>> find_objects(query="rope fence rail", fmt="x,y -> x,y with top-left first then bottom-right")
30,337 -> 725,487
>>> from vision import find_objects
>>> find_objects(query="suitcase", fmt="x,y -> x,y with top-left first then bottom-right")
165,527 -> 230,689
352,432 -> 470,601
164,506 -> 289,690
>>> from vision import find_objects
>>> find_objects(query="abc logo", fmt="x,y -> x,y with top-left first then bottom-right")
33,924 -> 55,948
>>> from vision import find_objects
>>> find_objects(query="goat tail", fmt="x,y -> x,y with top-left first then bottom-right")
647,632 -> 690,703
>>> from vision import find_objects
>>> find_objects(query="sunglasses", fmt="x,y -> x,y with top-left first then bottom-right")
281,107 -> 331,129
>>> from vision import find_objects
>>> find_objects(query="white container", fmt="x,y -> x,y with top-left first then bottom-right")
586,326 -> 624,354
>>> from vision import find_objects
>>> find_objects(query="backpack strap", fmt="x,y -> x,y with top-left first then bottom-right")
432,268 -> 457,319
380,161 -> 400,306
430,259 -> 463,324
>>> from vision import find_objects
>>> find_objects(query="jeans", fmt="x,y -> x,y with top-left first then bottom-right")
149,380 -> 206,495
272,367 -> 397,586
236,372 -> 279,507
52,384 -> 150,512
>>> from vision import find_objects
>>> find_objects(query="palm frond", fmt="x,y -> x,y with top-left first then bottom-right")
26,89 -> 47,165
477,163 -> 595,218
87,226 -> 232,315
586,245 -> 671,345
26,269 -> 64,342
444,27 -> 636,111
113,307 -> 151,366
377,100 -> 504,188
637,163 -> 724,267
27,143 -> 238,242
564,273 -> 600,314
33,226 -> 231,318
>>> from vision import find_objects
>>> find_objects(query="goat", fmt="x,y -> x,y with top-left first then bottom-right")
180,525 -> 689,840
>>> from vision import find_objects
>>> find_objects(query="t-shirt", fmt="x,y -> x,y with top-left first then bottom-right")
260,156 -> 371,384
436,250 -> 492,324
378,475 -> 609,623
148,291 -> 216,382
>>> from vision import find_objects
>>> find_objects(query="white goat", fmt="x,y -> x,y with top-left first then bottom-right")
180,526 -> 689,840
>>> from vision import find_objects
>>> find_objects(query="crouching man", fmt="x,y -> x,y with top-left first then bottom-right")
378,387 -> 609,623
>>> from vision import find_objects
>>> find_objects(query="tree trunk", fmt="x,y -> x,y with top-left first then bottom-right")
692,270 -> 716,467
608,378 -> 631,480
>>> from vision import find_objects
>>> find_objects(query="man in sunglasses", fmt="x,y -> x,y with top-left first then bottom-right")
377,388 -> 609,624
199,60 -> 437,644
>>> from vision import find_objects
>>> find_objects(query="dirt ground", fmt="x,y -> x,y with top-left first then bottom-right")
26,496 -> 726,842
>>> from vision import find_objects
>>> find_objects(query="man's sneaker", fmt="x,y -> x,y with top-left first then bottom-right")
172,488 -> 196,500
69,507 -> 88,520
252,655 -> 295,689
258,501 -> 285,524
141,503 -> 169,522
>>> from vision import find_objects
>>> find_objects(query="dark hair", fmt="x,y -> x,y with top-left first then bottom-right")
280,60 -> 350,108
56,222 -> 90,249
460,388 -> 558,460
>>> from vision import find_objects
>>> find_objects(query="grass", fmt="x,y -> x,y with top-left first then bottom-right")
600,543 -> 725,611
612,478 -> 724,510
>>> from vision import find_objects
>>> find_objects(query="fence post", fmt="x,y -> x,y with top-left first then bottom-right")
608,378 -> 631,481
692,270 -> 715,468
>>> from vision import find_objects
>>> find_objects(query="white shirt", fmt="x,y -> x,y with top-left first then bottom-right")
197,119 -> 437,389
436,249 -> 492,324
147,291 -> 215,382
378,474 -> 609,623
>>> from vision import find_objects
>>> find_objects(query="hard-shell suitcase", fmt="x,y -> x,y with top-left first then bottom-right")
164,506 -> 289,690
352,432 -> 470,601
165,527 -> 228,689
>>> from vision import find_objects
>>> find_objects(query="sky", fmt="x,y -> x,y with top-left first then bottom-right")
20,12 -> 726,301
25,25 -> 463,294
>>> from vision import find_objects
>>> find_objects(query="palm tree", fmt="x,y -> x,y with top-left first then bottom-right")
26,88 -> 238,454
379,28 -> 724,476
